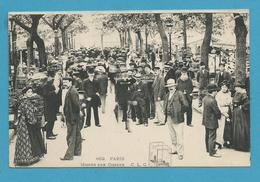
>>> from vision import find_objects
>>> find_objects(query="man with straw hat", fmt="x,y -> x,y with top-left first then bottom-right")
163,78 -> 189,160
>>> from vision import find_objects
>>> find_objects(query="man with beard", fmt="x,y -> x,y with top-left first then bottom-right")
144,64 -> 155,120
177,67 -> 194,127
131,73 -> 148,126
197,62 -> 209,107
152,66 -> 165,125
82,68 -> 101,128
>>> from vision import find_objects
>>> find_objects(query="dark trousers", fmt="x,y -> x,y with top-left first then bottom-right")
145,98 -> 155,119
199,89 -> 207,105
120,102 -> 128,122
130,105 -> 137,121
186,99 -> 193,125
136,100 -> 148,124
205,127 -> 217,155
86,106 -> 100,126
64,121 -> 82,159
46,119 -> 55,137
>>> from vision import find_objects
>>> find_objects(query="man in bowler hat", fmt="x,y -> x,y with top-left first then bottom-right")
202,84 -> 222,157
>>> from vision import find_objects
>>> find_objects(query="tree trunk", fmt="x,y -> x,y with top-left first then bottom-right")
183,15 -> 187,50
234,13 -> 248,85
26,36 -> 34,68
201,13 -> 213,68
54,29 -> 59,57
135,33 -> 139,52
124,29 -> 127,48
136,30 -> 143,55
118,31 -> 123,48
154,13 -> 169,62
127,27 -> 132,48
61,29 -> 67,52
145,26 -> 149,54
34,34 -> 47,67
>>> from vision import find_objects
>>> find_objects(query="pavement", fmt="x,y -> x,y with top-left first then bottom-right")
9,88 -> 250,167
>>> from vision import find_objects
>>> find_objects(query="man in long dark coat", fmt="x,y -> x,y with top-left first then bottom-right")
82,69 -> 101,127
197,62 -> 209,107
177,67 -> 194,126
42,71 -> 59,140
61,77 -> 82,160
202,84 -> 222,157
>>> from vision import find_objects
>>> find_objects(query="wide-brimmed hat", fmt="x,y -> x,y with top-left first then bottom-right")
207,84 -> 218,92
134,73 -> 142,79
95,66 -> 106,73
163,65 -> 172,70
234,82 -> 246,89
219,80 -> 230,88
165,78 -> 177,87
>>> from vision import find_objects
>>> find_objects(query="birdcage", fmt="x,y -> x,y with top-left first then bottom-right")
156,145 -> 171,167
149,142 -> 172,167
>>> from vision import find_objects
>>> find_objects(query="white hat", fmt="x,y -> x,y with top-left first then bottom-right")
165,78 -> 177,87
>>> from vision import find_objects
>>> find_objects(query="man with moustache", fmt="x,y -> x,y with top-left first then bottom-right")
61,77 -> 82,160
177,67 -> 194,127
82,68 -> 101,128
163,79 -> 189,160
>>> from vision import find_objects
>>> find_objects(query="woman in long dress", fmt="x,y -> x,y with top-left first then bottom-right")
215,81 -> 232,149
232,84 -> 250,152
14,86 -> 46,166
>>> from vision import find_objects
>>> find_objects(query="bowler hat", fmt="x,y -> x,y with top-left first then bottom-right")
134,73 -> 142,79
181,67 -> 188,73
234,82 -> 246,89
207,84 -> 218,92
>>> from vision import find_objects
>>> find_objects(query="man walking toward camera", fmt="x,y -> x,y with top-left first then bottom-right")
163,79 -> 188,160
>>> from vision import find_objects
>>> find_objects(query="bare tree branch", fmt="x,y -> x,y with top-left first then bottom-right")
12,17 -> 31,32
42,16 -> 54,29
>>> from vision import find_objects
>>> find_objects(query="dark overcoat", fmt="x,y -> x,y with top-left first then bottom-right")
163,90 -> 189,123
202,94 -> 221,129
63,86 -> 80,124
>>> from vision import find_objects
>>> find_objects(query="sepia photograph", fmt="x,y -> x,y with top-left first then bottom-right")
8,10 -> 250,167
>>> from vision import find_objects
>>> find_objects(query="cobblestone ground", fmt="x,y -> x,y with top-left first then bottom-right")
9,88 -> 250,167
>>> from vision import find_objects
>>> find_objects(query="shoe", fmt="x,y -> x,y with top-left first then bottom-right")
96,124 -> 101,127
51,133 -> 58,137
136,123 -> 142,125
46,136 -> 56,140
154,121 -> 159,124
187,124 -> 193,127
60,157 -> 73,161
169,151 -> 178,155
84,125 -> 90,128
215,142 -> 222,150
158,123 -> 165,126
128,130 -> 132,133
178,155 -> 184,160
209,153 -> 222,158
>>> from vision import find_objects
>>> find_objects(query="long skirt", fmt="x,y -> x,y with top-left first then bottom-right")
232,107 -> 250,152
14,118 -> 45,166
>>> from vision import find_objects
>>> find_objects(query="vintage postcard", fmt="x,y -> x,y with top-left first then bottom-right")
8,9 -> 250,167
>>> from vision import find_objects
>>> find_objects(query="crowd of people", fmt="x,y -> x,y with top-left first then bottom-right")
11,46 -> 250,166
